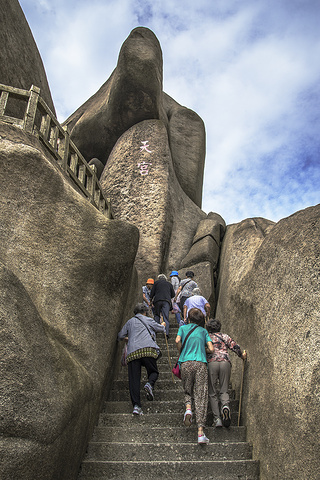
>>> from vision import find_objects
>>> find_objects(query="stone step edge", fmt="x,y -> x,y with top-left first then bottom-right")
81,459 -> 258,465
87,441 -> 252,448
93,425 -> 246,431
99,412 -> 238,417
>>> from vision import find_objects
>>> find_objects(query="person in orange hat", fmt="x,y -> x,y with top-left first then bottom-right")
142,278 -> 154,316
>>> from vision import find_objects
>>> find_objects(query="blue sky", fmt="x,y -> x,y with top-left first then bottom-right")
19,0 -> 320,225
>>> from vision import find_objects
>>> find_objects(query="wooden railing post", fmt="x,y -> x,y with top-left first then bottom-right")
0,90 -> 9,116
24,85 -> 40,133
61,125 -> 70,172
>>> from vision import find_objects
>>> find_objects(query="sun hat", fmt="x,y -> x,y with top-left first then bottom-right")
170,270 -> 179,276
146,278 -> 154,284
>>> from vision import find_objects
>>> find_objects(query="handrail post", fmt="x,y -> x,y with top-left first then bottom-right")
24,85 -> 40,133
0,90 -> 9,116
61,125 -> 70,172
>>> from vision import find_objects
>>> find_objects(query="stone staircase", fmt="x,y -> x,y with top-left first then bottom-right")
78,318 -> 259,479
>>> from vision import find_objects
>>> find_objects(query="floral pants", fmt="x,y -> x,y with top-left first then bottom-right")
180,361 -> 208,428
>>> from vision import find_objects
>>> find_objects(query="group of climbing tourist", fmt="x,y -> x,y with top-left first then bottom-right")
117,269 -> 247,444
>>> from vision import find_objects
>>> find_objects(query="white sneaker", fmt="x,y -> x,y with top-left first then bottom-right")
213,417 -> 223,428
198,434 -> 210,444
222,405 -> 231,428
183,409 -> 192,427
132,405 -> 143,415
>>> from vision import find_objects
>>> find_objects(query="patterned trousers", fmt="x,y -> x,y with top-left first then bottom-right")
180,361 -> 208,428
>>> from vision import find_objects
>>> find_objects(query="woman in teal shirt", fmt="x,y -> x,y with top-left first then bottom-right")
175,308 -> 214,444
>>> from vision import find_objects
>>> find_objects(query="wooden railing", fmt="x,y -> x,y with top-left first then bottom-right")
0,83 -> 113,218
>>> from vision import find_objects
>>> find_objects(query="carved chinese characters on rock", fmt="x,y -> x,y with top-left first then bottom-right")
138,141 -> 152,175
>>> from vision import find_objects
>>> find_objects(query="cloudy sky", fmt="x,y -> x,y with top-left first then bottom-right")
19,0 -> 320,225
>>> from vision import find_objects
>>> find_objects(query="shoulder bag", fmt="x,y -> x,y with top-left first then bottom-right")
134,315 -> 162,359
172,325 -> 199,379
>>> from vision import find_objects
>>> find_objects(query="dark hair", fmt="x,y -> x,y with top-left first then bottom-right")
188,308 -> 205,327
134,303 -> 148,315
185,270 -> 194,278
206,318 -> 221,333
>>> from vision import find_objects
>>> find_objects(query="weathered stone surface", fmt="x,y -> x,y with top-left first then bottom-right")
215,207 -> 320,480
180,212 -> 226,269
64,27 -> 165,168
0,0 -> 55,114
176,262 -> 216,313
88,157 -> 105,179
0,124 -> 139,480
64,27 -> 205,207
193,212 -> 226,244
180,235 -> 220,270
163,93 -> 205,207
99,118 -> 206,285
216,217 -> 275,291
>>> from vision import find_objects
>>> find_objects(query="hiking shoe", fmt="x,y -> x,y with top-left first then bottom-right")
213,417 -> 223,428
198,434 -> 210,444
144,382 -> 154,401
222,405 -> 231,428
132,405 -> 143,415
183,409 -> 192,427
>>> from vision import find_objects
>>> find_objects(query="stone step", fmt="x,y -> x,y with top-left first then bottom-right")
108,388 -> 236,403
78,458 -> 260,480
97,412 -> 239,428
114,369 -> 235,395
78,317 -> 259,480
103,400 -> 239,415
85,440 -> 253,461
92,425 -> 248,443
110,378 -> 188,390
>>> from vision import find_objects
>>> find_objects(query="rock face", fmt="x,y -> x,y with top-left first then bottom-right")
0,0 -> 55,114
64,27 -> 205,208
180,212 -> 226,270
99,118 -> 207,285
0,123 -> 139,480
66,26 -> 213,296
2,10 -> 318,480
215,208 -> 320,480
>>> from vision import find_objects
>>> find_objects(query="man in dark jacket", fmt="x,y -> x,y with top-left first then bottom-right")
150,274 -> 175,338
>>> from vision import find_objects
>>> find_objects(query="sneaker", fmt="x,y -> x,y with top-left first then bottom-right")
132,405 -> 143,415
183,409 -> 192,427
198,434 -> 210,444
221,405 -> 231,428
144,382 -> 154,401
213,417 -> 223,428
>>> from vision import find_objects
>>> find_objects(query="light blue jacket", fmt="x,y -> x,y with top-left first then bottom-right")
118,314 -> 165,355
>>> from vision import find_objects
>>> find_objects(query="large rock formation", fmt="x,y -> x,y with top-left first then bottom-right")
0,123 -> 139,480
1,6 -> 319,479
0,0 -> 55,114
64,26 -> 216,298
215,208 -> 320,480
64,27 -> 205,208
99,118 -> 207,285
